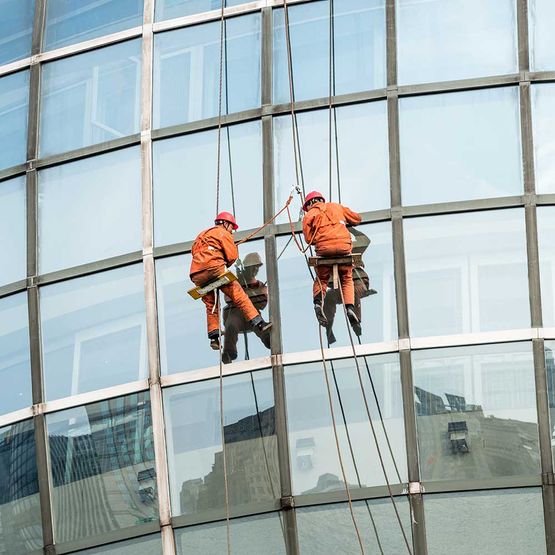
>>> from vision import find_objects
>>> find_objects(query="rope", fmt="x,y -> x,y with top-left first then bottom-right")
328,0 -> 334,202
215,0 -> 225,216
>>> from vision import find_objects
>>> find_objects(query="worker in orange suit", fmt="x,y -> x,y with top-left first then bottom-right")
190,212 -> 272,350
302,191 -> 362,332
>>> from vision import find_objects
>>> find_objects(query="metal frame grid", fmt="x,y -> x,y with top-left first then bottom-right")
0,0 -> 554,553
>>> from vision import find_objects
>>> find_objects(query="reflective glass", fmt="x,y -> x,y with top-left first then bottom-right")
75,534 -> 162,555
40,40 -> 141,156
0,70 -> 29,171
0,420 -> 42,555
0,176 -> 26,286
399,87 -> 522,206
153,14 -> 260,128
278,221 -> 396,354
41,264 -> 147,401
45,0 -> 143,50
0,293 -> 31,416
529,0 -> 555,71
38,147 -> 141,273
404,209 -> 529,337
532,84 -> 555,194
273,0 -> 386,104
0,0 -> 34,65
545,342 -> 555,467
413,343 -> 539,482
164,370 -> 279,518
425,489 -> 546,554
273,102 -> 389,223
397,0 -> 518,85
153,121 -> 262,246
537,207 -> 555,327
47,393 -> 157,544
155,0 -> 245,21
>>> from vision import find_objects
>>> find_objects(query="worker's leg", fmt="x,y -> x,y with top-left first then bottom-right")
201,291 -> 220,335
339,265 -> 355,305
323,290 -> 340,344
221,281 -> 259,323
313,266 -> 332,304
223,308 -> 241,362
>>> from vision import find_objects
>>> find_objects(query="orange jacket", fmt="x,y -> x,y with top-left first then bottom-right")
190,226 -> 238,276
302,202 -> 361,256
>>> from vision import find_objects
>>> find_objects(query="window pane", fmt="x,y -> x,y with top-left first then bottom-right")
155,0 -> 245,21
38,147 -> 141,273
45,0 -> 143,50
0,176 -> 26,286
153,14 -> 260,128
545,341 -> 555,467
0,420 -> 42,555
274,102 -> 389,223
0,71 -> 29,171
41,264 -> 147,401
0,293 -> 31,416
273,0 -> 386,104
425,489 -> 546,555
399,87 -> 522,206
529,0 -> 555,71
153,121 -> 262,247
0,0 -> 34,65
413,343 -> 539,482
537,207 -> 555,327
278,221 -> 396,354
397,0 -> 517,85
48,393 -> 157,544
404,209 -> 529,337
40,40 -> 141,157
164,370 -> 279,518
74,534 -> 162,555
532,84 -> 555,194
285,355 -> 406,495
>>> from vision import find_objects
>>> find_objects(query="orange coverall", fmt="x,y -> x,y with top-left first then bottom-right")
302,202 -> 362,306
190,226 -> 259,334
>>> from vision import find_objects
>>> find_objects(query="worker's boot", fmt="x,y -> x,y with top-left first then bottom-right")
208,330 -> 221,350
250,315 -> 272,333
346,304 -> 362,336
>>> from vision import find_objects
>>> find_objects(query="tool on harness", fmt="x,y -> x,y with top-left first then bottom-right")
187,270 -> 237,300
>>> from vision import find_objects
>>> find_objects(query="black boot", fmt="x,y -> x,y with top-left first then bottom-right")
346,304 -> 362,336
250,315 -> 272,333
313,301 -> 328,327
222,351 -> 236,364
208,330 -> 221,350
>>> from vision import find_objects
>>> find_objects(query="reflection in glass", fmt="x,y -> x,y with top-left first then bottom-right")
397,0 -> 517,85
75,534 -> 162,555
545,341 -> 555,467
153,121 -> 262,246
400,87 -> 522,205
155,0 -> 245,21
164,371 -> 279,517
529,0 -> 555,71
404,209 -> 529,337
48,393 -> 157,544
537,208 -> 555,327
412,343 -> 539,482
532,84 -> 555,194
40,40 -> 141,156
284,356 -> 406,495
0,0 -> 34,65
38,147 -> 142,274
41,264 -> 147,401
153,14 -> 260,128
0,420 -> 42,555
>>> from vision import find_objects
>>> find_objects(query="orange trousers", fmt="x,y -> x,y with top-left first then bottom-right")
313,264 -> 355,306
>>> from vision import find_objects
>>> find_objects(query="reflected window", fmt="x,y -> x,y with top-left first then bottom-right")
0,420 -> 42,554
412,343 -> 539,482
47,393 -> 157,544
397,0 -> 517,85
529,0 -> 555,71
164,370 -> 279,518
0,0 -> 34,65
273,0 -> 386,104
153,121 -> 262,247
155,0 -> 245,21
40,40 -> 141,156
399,87 -> 522,206
285,355 -> 406,495
532,84 -> 555,194
404,209 -> 529,337
74,534 -> 162,555
153,14 -> 260,128
537,208 -> 555,326
41,264 -> 147,401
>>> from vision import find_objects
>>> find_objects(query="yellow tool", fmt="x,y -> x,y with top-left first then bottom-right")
187,271 -> 238,300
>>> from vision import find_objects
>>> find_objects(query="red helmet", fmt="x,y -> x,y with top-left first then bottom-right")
302,191 -> 325,212
215,211 -> 238,230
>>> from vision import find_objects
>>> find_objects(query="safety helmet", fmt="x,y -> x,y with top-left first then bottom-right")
215,211 -> 238,230
243,252 -> 263,267
302,191 -> 325,212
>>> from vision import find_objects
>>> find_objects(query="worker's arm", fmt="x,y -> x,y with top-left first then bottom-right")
220,230 -> 239,266
343,205 -> 362,226
302,213 -> 316,245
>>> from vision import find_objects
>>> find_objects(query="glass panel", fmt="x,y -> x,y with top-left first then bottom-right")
0,176 -> 26,286
40,40 -> 141,157
0,0 -> 34,65
175,513 -> 285,554
153,14 -> 260,128
396,0 -> 518,85
153,121 -> 262,246
412,343 -> 539,482
273,0 -> 386,104
155,0 -> 245,21
425,489 -> 546,555
399,87 -> 522,206
529,0 -> 555,71
74,534 -> 162,555
0,420 -> 42,555
41,264 -> 147,401
0,293 -> 31,416
273,102 -> 389,223
404,209 -> 529,337
278,221 -> 396,354
164,370 -> 279,517
285,355 -> 406,495
48,393 -> 157,544
532,84 -> 555,194
38,147 -> 141,273
0,70 -> 29,171
45,0 -> 143,50
537,207 -> 555,327
545,342 -> 555,467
